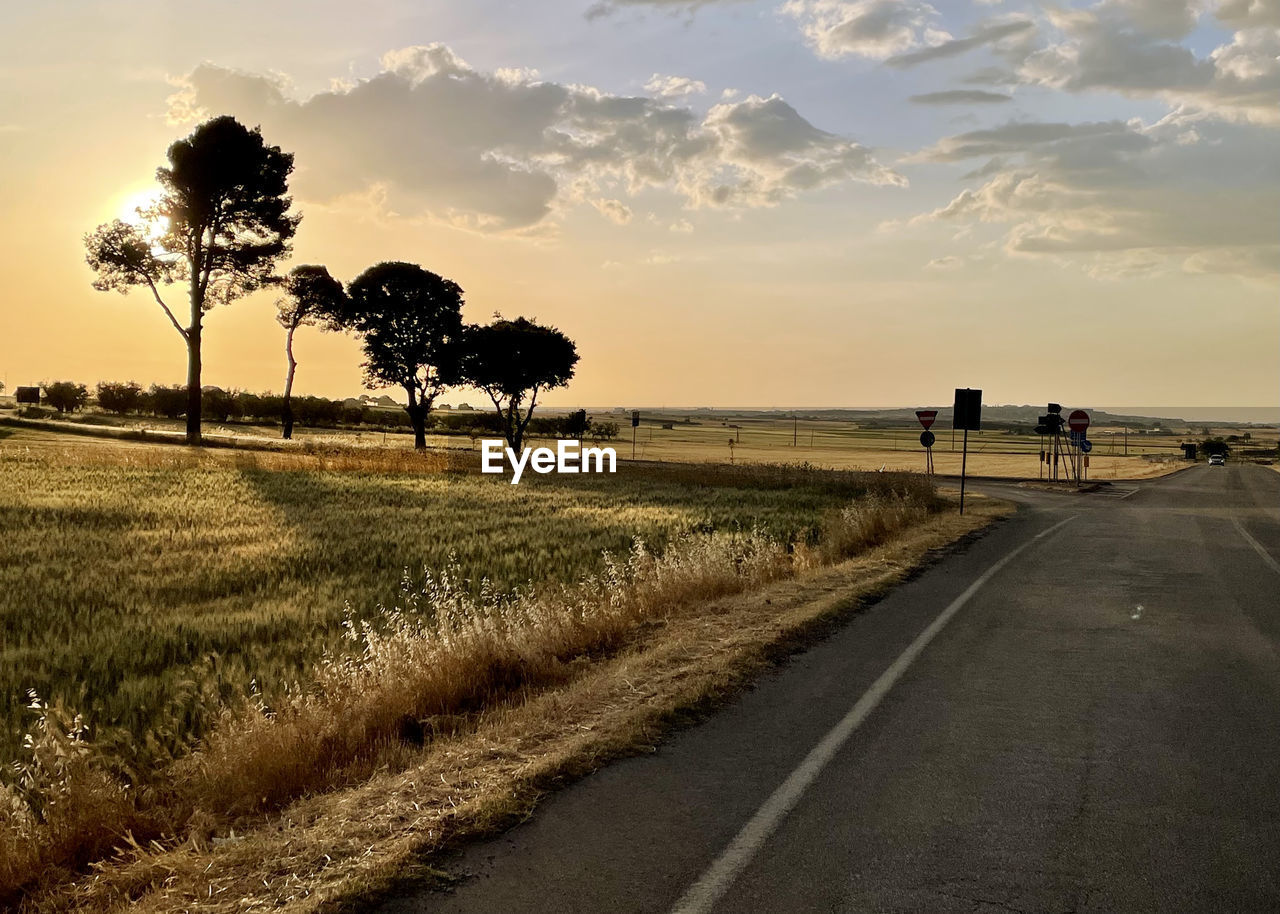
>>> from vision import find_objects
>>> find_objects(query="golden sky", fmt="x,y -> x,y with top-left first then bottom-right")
1,0 -> 1276,408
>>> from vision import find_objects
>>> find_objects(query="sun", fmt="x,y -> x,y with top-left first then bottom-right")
115,187 -> 168,242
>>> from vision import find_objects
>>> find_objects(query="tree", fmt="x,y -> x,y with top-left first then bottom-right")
562,409 -> 590,439
147,384 -> 188,419
460,317 -> 579,452
43,381 -> 88,413
276,265 -> 346,439
84,116 -> 299,445
1199,437 -> 1230,458
594,421 -> 619,441
96,381 -> 144,415
340,262 -> 464,449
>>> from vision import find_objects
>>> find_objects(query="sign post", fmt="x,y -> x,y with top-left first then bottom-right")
915,410 -> 938,475
631,410 -> 640,460
1068,410 -> 1090,487
952,389 -> 982,514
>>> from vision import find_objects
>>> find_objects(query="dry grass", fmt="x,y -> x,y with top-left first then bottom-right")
13,496 -> 1008,914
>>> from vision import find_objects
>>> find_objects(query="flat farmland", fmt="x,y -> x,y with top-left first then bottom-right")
11,408 -> 1265,481
0,427 -> 888,763
600,416 -> 1234,480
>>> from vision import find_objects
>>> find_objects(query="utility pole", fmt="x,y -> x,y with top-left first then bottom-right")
793,413 -> 797,447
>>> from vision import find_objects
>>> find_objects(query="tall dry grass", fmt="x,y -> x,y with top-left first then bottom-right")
0,475 -> 940,905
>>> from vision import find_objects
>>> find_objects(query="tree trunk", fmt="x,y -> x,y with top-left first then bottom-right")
185,323 -> 202,445
406,387 -> 426,449
282,326 -> 298,440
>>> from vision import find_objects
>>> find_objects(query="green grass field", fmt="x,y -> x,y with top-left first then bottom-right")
0,429 -> 881,763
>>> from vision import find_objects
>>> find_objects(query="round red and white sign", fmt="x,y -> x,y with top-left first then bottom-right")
1067,409 -> 1090,432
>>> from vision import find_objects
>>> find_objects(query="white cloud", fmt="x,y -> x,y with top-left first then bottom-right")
170,45 -> 903,232
1216,0 -> 1280,26
592,198 -> 635,223
644,74 -> 708,98
1008,0 -> 1280,124
909,117 -> 1279,280
781,0 -> 943,60
885,16 -> 1036,68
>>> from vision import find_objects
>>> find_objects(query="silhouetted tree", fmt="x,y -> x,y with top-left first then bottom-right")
276,265 -> 346,439
84,116 -> 299,445
1199,437 -> 1230,458
460,317 -> 579,452
43,381 -> 89,414
201,387 -> 242,423
340,262 -> 464,448
147,384 -> 188,419
96,381 -> 144,415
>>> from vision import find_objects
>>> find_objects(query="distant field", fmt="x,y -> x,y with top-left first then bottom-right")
8,405 -> 1269,480
0,428 -> 886,763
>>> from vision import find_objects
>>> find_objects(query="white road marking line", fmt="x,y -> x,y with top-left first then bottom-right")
668,515 -> 1080,914
1232,518 -> 1280,576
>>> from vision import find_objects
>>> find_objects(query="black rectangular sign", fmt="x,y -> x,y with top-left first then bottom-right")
953,388 -> 982,431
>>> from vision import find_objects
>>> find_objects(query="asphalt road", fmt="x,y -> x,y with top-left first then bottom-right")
378,464 -> 1280,914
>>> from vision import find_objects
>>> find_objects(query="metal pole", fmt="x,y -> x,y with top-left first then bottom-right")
793,414 -> 797,447
959,428 -> 969,515
632,424 -> 636,460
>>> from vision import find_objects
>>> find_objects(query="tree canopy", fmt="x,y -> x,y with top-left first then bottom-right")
461,316 -> 579,451
84,115 -> 298,444
341,262 -> 465,448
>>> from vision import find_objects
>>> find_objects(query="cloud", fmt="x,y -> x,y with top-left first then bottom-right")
585,0 -> 750,18
782,0 -> 945,60
592,198 -> 635,224
885,17 -> 1036,67
1007,1 -> 1280,124
170,45 -> 903,232
644,74 -> 708,98
1216,0 -> 1280,26
908,116 -> 1280,279
909,89 -> 1013,104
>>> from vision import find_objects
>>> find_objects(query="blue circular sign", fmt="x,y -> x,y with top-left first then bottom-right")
920,430 -> 936,448
1081,440 -> 1093,453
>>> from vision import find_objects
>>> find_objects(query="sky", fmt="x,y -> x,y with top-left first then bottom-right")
0,0 -> 1276,409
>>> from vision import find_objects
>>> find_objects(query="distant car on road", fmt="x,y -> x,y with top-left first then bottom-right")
1208,454 -> 1225,467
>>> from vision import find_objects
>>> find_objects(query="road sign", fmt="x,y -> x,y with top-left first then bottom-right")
915,410 -> 938,430
631,410 -> 640,428
1068,409 -> 1090,433
920,430 -> 935,448
1081,440 -> 1093,453
1047,403 -> 1062,414
953,388 -> 982,431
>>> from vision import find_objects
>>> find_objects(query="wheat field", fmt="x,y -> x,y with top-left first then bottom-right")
0,427 -> 903,765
